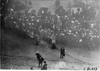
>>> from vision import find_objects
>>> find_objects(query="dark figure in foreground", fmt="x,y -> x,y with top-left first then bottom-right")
41,61 -> 47,70
35,51 -> 42,67
60,47 -> 66,58
35,51 -> 41,61
39,56 -> 44,67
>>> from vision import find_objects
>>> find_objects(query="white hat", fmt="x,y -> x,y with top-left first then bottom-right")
36,51 -> 39,53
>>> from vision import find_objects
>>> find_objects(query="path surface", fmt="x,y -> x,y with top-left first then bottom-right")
1,44 -> 100,70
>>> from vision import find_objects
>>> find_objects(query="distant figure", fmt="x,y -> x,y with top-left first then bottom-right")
36,40 -> 39,45
92,67 -> 97,70
87,67 -> 90,70
30,67 -> 33,70
35,51 -> 41,67
51,43 -> 57,49
41,61 -> 47,70
60,47 -> 66,58
39,56 -> 44,67
55,0 -> 60,8
60,47 -> 63,58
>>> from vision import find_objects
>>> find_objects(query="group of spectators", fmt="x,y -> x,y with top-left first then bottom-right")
7,0 -> 99,43
3,0 -> 100,48
8,2 -> 86,36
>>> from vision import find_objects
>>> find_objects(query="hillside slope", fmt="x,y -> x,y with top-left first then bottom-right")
1,28 -> 100,70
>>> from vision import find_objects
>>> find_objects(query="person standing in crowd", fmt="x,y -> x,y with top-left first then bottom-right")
41,61 -> 47,70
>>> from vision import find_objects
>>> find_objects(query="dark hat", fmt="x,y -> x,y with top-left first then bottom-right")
44,61 -> 46,63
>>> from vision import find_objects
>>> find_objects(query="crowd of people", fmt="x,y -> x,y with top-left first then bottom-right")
5,0 -> 99,48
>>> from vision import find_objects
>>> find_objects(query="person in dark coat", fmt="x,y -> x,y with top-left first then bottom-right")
39,56 -> 44,67
35,51 -> 41,67
60,47 -> 63,58
62,47 -> 66,57
41,61 -> 47,70
60,47 -> 66,58
35,51 -> 41,61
